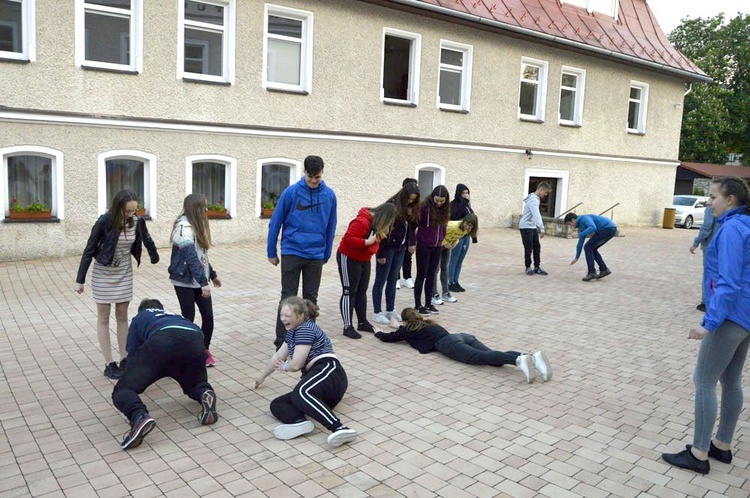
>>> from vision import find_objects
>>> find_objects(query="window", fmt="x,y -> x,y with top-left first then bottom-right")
178,0 -> 235,83
186,155 -> 237,217
519,58 -> 548,121
559,67 -> 585,126
77,0 -> 142,72
381,28 -> 421,105
561,0 -> 618,18
256,158 -> 301,217
98,151 -> 155,216
415,163 -> 445,199
263,4 -> 313,93
0,0 -> 35,61
437,40 -> 472,111
2,146 -> 63,219
627,81 -> 649,134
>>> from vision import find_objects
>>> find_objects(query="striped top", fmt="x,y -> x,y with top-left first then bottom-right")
90,223 -> 136,304
285,319 -> 334,374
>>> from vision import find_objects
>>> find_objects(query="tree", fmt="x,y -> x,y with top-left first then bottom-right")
670,14 -> 750,165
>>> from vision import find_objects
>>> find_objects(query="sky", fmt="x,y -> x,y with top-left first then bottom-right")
647,0 -> 749,34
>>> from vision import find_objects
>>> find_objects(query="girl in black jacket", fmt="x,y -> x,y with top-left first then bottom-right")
448,184 -> 476,292
75,190 -> 159,379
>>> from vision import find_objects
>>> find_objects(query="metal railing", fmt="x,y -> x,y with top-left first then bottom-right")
599,203 -> 620,220
558,202 -> 583,219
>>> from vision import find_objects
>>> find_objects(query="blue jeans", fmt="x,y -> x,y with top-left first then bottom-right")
372,246 -> 406,314
584,227 -> 616,274
692,320 -> 750,451
435,333 -> 520,366
448,235 -> 471,284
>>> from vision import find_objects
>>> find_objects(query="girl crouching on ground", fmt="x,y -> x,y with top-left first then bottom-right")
255,297 -> 357,447
375,308 -> 552,383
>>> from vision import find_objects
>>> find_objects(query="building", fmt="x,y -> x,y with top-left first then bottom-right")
675,162 -> 750,195
0,0 -> 709,260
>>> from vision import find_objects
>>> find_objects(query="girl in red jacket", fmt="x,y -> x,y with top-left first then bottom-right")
336,203 -> 398,339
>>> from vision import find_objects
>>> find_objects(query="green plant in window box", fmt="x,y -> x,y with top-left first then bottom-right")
135,203 -> 146,217
206,200 -> 228,219
9,196 -> 51,220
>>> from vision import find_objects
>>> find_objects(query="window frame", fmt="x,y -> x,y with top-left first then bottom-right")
415,163 -> 445,199
558,66 -> 586,126
627,80 -> 649,134
518,57 -> 548,122
185,154 -> 237,216
256,158 -> 302,217
1,146 -> 64,219
436,39 -> 473,112
177,0 -> 235,84
262,4 -> 313,94
0,0 -> 35,62
381,27 -> 421,106
75,0 -> 143,72
98,150 -> 156,217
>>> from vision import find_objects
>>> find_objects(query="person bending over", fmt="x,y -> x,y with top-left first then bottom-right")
374,308 -> 552,383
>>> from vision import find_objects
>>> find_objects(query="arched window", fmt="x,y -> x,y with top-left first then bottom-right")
98,151 -> 156,217
415,163 -> 446,199
186,155 -> 237,217
1,146 -> 63,219
256,158 -> 302,217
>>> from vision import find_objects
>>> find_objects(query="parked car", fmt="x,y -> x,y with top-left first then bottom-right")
671,195 -> 709,229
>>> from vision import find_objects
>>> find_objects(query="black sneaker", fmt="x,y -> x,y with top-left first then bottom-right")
104,362 -> 122,380
416,306 -> 430,316
448,283 -> 460,293
582,273 -> 597,282
357,321 -> 375,333
327,425 -> 357,447
121,412 -> 156,450
119,357 -> 127,372
198,389 -> 218,425
427,305 -> 440,314
596,268 -> 612,279
687,443 -> 732,464
533,267 -> 548,276
343,326 -> 361,339
453,283 -> 466,292
525,268 -> 534,275
662,448 -> 710,474
696,303 -> 706,312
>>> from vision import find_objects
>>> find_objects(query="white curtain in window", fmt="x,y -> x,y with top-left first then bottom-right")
192,162 -> 226,205
106,158 -> 144,207
267,38 -> 300,85
261,164 -> 290,204
8,155 -> 52,207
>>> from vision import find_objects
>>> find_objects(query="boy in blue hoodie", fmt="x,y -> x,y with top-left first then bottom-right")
564,213 -> 617,281
267,156 -> 338,349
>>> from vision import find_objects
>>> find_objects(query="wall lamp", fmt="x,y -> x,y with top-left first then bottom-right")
525,149 -> 533,160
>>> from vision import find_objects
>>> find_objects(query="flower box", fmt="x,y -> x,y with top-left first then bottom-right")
9,210 -> 52,220
207,208 -> 229,219
136,208 -> 147,217
261,207 -> 275,218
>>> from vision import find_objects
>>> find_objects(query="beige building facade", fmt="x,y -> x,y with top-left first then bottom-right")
0,0 -> 709,261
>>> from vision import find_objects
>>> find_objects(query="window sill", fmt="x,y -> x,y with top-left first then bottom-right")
559,122 -> 582,128
4,216 -> 60,224
439,107 -> 469,114
0,56 -> 31,64
519,116 -> 544,123
207,213 -> 232,220
81,64 -> 139,75
265,87 -> 309,96
627,130 -> 646,136
383,100 -> 417,108
182,77 -> 232,86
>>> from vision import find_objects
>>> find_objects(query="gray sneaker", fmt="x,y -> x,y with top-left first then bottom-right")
327,426 -> 357,447
273,420 -> 314,440
516,354 -> 536,383
371,312 -> 390,325
532,351 -> 552,382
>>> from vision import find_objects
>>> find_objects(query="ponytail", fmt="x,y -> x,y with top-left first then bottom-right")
281,296 -> 320,322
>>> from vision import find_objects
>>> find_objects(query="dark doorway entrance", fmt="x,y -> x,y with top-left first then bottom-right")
528,177 -> 558,217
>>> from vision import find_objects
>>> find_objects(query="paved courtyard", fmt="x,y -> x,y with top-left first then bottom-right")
1,225 -> 749,498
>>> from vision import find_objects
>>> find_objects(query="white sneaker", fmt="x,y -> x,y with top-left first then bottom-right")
442,292 -> 457,303
385,311 -> 402,322
327,426 -> 357,447
402,278 -> 415,289
273,420 -> 314,440
532,351 -> 552,382
396,280 -> 401,289
516,354 -> 536,383
371,312 -> 390,325
431,294 -> 444,305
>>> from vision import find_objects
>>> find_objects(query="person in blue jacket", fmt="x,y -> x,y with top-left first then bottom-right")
112,299 -> 218,450
267,156 -> 337,349
689,205 -> 719,312
564,213 -> 617,281
662,176 -> 750,474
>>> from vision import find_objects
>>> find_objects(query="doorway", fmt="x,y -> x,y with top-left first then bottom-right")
528,177 -> 558,217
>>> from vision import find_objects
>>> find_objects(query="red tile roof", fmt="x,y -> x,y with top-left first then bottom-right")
680,162 -> 750,179
382,0 -> 710,82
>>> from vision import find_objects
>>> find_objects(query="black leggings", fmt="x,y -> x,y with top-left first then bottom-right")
336,251 -> 371,328
270,357 -> 348,431
414,245 -> 441,307
174,286 -> 214,349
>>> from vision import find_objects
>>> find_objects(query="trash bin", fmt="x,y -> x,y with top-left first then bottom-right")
662,208 -> 676,229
